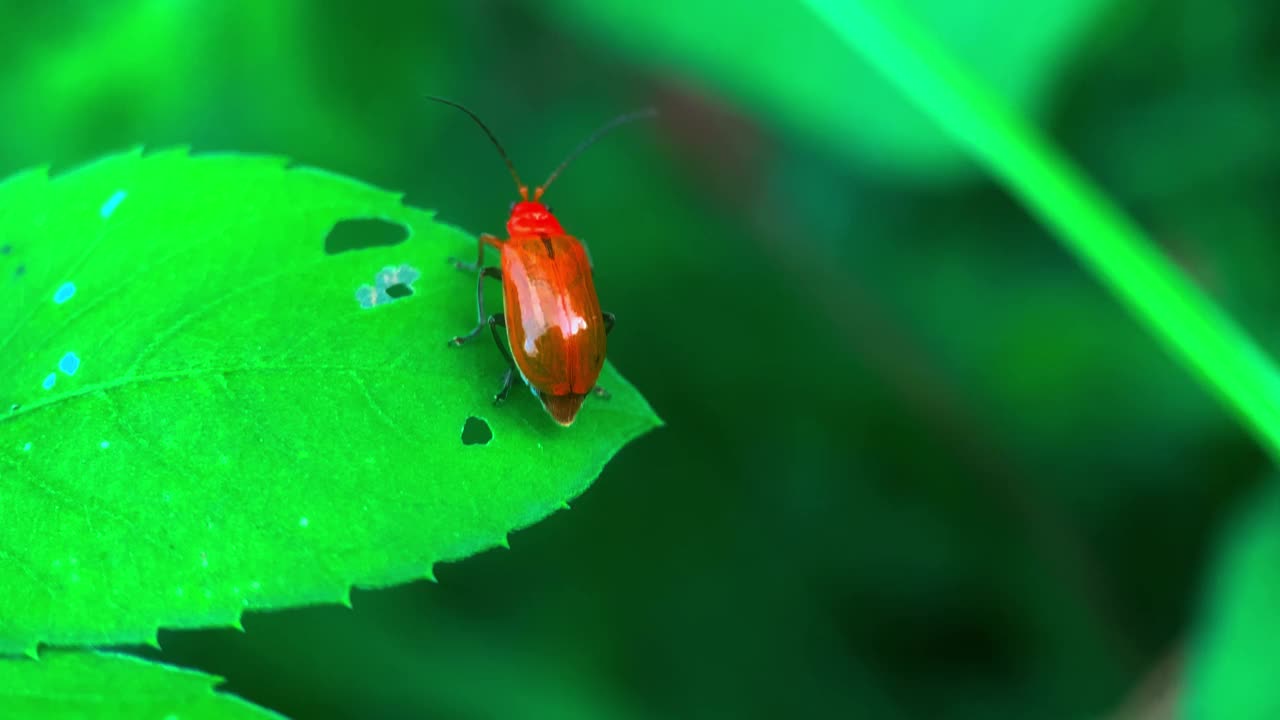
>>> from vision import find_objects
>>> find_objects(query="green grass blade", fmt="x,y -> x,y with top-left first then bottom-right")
804,0 -> 1280,461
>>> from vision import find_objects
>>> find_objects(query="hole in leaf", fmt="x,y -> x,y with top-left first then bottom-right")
324,218 -> 409,255
355,264 -> 420,309
461,416 -> 492,446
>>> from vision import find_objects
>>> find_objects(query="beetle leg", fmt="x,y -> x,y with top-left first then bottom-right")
448,266 -> 503,347
487,313 -> 518,404
487,313 -> 515,367
449,233 -> 500,273
494,368 -> 516,405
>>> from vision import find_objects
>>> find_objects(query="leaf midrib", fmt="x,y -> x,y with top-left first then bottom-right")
1,363 -> 414,428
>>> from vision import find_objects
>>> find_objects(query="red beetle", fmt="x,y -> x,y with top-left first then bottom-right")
430,97 -> 654,426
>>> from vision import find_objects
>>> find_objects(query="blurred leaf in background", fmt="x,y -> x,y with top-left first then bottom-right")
1184,481 -> 1280,719
536,0 -> 1115,183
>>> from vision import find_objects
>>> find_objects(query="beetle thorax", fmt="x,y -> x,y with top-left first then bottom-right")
507,200 -> 564,236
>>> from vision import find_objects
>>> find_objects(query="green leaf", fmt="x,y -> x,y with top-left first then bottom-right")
533,0 -> 1111,182
801,0 -> 1280,462
0,148 -> 660,656
1184,483 -> 1280,719
0,650 -> 282,720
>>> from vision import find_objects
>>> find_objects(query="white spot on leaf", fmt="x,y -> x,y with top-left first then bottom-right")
376,264 -> 419,290
58,351 -> 80,376
100,189 -> 127,219
354,285 -> 380,309
53,281 -> 76,304
356,263 -> 420,309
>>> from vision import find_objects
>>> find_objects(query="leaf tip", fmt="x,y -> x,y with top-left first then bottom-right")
424,565 -> 439,583
337,587 -> 354,609
142,630 -> 163,651
497,535 -> 511,550
21,642 -> 39,660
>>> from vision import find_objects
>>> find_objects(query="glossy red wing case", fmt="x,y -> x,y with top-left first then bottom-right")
500,233 -> 607,400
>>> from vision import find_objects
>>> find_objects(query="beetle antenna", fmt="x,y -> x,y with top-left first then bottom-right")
426,95 -> 528,200
537,107 -> 658,200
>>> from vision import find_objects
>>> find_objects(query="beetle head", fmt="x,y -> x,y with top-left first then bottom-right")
506,199 -> 565,237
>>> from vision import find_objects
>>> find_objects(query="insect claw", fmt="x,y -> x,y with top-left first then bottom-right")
493,368 -> 515,405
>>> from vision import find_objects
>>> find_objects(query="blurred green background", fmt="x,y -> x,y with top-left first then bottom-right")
4,0 -> 1279,717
